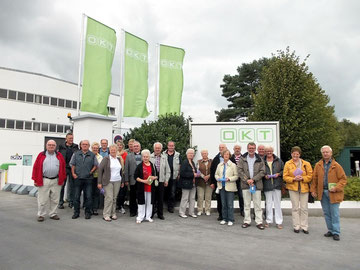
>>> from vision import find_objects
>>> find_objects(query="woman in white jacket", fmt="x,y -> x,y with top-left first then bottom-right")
215,149 -> 238,226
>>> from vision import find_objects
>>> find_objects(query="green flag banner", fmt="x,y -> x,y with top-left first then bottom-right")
81,17 -> 116,115
159,45 -> 185,115
123,32 -> 149,118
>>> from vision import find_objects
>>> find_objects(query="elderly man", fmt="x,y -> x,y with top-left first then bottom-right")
99,139 -> 109,157
150,142 -> 171,220
32,140 -> 66,222
70,140 -> 98,219
210,143 -> 227,221
257,144 -> 266,159
125,141 -> 142,217
164,141 -> 181,213
238,142 -> 266,229
311,145 -> 347,241
58,133 -> 79,209
231,144 -> 244,216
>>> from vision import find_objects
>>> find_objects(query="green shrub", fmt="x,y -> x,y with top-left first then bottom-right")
344,177 -> 360,201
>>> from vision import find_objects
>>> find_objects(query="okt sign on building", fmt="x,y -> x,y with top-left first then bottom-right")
190,122 -> 280,160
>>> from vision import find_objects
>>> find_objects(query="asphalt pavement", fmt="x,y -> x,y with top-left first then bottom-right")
0,191 -> 359,270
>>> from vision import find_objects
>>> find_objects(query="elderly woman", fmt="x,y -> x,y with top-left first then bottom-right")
179,148 -> 197,218
263,146 -> 284,229
91,142 -> 103,216
196,149 -> 213,216
116,139 -> 128,215
283,146 -> 313,234
215,149 -> 238,226
98,144 -> 124,222
134,149 -> 158,224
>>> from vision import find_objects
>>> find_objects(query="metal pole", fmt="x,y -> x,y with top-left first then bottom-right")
118,29 -> 126,133
154,43 -> 160,120
76,13 -> 86,116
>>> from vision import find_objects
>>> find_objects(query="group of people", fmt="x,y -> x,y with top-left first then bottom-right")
32,135 -> 347,241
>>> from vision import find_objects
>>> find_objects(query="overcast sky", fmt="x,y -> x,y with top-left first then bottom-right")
1,0 -> 359,130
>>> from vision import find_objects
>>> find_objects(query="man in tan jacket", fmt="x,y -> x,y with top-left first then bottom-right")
311,145 -> 347,241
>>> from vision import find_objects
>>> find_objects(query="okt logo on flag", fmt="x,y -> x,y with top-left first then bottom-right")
81,17 -> 116,116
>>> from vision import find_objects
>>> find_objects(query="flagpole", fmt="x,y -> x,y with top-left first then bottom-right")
154,43 -> 160,120
117,29 -> 125,133
76,13 -> 86,116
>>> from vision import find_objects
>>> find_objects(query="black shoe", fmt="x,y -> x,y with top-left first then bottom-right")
168,208 -> 174,213
302,230 -> 309,234
333,234 -> 340,241
72,214 -> 79,219
92,210 -> 98,216
68,203 -> 73,208
324,231 -> 333,237
130,213 -> 137,217
294,229 -> 300,233
158,215 -> 165,220
58,204 -> 64,209
85,213 -> 91,219
217,216 -> 223,221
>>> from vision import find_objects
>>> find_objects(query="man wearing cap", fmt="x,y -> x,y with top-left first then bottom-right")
32,140 -> 66,222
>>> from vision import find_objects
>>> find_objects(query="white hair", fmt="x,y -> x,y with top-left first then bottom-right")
321,145 -> 333,153
153,142 -> 163,149
264,145 -> 273,151
186,148 -> 195,155
141,149 -> 151,156
200,149 -> 208,153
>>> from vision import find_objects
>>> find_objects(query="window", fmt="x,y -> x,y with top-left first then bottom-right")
15,120 -> 24,130
58,98 -> 65,107
43,96 -> 49,105
49,124 -> 56,132
8,90 -> 16,100
51,97 -> 57,106
17,92 -> 25,101
0,88 -> 7,98
72,101 -> 77,109
0,118 -> 5,128
6,119 -> 15,129
35,95 -> 42,104
109,107 -> 115,115
41,123 -> 49,132
26,93 -> 34,102
65,100 -> 72,108
65,125 -> 71,133
33,122 -> 40,131
57,125 -> 64,133
25,121 -> 32,130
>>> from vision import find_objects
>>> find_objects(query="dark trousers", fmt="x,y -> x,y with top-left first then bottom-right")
153,182 -> 164,217
92,178 -> 100,211
129,183 -> 138,215
236,180 -> 244,212
167,178 -> 177,210
116,185 -> 128,209
59,168 -> 74,205
216,192 -> 222,218
74,178 -> 93,215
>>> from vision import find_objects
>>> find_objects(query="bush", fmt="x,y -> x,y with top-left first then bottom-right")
344,177 -> 360,201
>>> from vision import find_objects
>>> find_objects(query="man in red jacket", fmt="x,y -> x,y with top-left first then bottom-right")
32,140 -> 66,222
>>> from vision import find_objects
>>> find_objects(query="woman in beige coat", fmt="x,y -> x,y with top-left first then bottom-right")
215,149 -> 238,226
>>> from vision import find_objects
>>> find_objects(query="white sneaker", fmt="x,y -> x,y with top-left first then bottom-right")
146,218 -> 154,223
220,220 -> 226,225
179,214 -> 188,218
119,207 -> 126,214
190,214 -> 197,218
228,221 -> 233,226
205,211 -> 211,216
197,211 -> 202,216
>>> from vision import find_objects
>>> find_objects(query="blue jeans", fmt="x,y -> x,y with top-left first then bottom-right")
321,190 -> 340,235
74,178 -> 93,215
220,188 -> 234,222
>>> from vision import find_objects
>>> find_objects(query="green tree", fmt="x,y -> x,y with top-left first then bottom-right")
215,57 -> 271,121
338,119 -> 360,146
251,48 -> 342,164
122,113 -> 192,158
